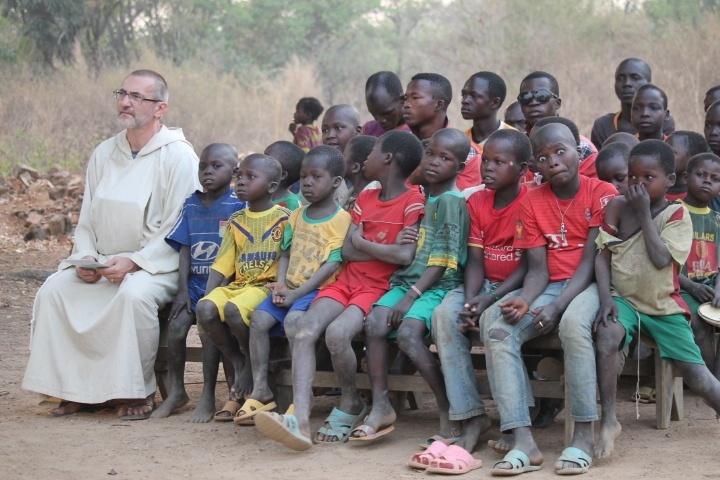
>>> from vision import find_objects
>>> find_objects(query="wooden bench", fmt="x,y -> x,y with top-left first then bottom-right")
153,307 -> 292,403
154,312 -> 670,444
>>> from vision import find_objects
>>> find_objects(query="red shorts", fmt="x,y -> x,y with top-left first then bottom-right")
315,280 -> 387,315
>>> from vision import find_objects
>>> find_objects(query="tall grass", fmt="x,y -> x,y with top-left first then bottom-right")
0,54 -> 322,174
0,3 -> 718,176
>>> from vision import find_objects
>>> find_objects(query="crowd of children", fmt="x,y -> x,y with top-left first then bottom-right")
62,59 -> 720,476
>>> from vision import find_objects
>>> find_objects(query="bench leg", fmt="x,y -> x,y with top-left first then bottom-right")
655,350 -> 675,429
670,376 -> 683,421
267,371 -> 294,413
408,391 -> 423,410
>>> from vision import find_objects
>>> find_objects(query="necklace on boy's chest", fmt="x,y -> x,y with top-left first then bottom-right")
554,197 -> 576,243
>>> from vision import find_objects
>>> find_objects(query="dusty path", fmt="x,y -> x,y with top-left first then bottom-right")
0,248 -> 718,480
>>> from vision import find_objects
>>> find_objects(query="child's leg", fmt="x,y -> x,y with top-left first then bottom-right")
352,305 -> 395,438
433,287 -> 493,452
691,312 -> 717,371
196,299 -> 245,400
674,361 -> 720,414
224,303 -> 253,397
397,319 -> 456,435
319,305 -> 366,441
648,311 -> 720,415
555,284 -> 601,472
187,330 -> 223,423
248,310 -> 279,403
594,318 -> 627,459
151,309 -> 195,418
290,298 -> 346,438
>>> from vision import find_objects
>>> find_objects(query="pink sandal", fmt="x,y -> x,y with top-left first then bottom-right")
427,445 -> 482,475
407,441 -> 449,470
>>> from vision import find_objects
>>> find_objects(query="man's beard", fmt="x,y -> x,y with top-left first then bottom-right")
117,109 -> 152,130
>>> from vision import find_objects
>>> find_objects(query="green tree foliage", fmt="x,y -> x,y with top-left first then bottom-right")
2,0 -> 84,68
2,0 -> 148,76
644,0 -> 718,25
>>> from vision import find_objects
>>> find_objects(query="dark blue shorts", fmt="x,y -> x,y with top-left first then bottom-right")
188,284 -> 205,313
254,289 -> 319,337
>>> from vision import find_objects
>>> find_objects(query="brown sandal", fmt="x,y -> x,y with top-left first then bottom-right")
214,400 -> 242,422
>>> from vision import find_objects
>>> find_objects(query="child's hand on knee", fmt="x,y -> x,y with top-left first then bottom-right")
170,290 -> 191,319
593,299 -> 618,331
531,303 -> 560,334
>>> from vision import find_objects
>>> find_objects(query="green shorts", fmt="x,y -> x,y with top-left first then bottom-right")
375,286 -> 447,336
614,296 -> 704,365
679,290 -> 701,315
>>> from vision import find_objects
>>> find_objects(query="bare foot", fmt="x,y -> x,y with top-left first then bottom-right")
188,393 -> 217,423
594,420 -> 622,459
50,401 -> 86,416
455,414 -> 491,453
349,399 -> 396,439
151,391 -> 189,418
439,411 -> 461,442
488,433 -> 514,454
230,365 -> 253,398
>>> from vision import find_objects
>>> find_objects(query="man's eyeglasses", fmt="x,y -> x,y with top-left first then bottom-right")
517,89 -> 558,106
113,89 -> 163,106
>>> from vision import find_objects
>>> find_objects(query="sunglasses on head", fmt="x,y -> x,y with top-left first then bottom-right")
517,89 -> 558,106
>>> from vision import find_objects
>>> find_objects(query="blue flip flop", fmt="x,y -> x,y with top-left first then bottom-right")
316,402 -> 368,443
555,447 -> 592,475
490,449 -> 542,476
255,412 -> 312,451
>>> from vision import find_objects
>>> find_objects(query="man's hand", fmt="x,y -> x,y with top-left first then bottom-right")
75,256 -> 102,284
100,256 -> 140,285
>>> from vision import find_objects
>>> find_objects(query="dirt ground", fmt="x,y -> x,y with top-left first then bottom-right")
0,190 -> 718,480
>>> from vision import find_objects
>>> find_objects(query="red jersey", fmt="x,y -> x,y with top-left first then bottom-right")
467,185 -> 528,283
665,191 -> 687,202
339,187 -> 426,289
578,152 -> 597,179
515,176 -> 617,282
458,152 -> 481,190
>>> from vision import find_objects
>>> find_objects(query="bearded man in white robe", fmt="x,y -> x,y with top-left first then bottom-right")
22,69 -> 199,418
